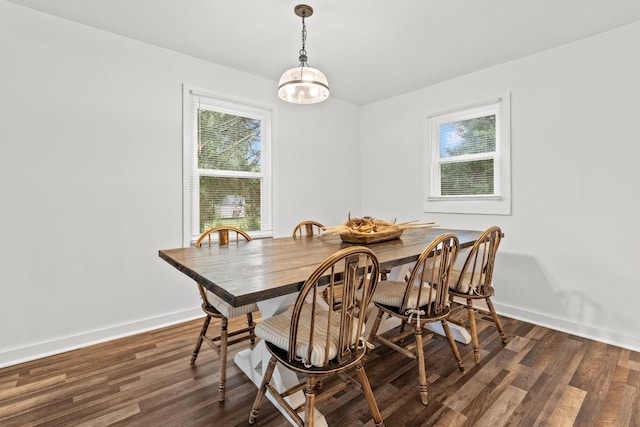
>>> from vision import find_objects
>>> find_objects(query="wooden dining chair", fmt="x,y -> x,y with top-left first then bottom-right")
367,233 -> 464,406
292,220 -> 325,238
448,225 -> 507,363
192,226 -> 259,402
292,220 -> 341,311
249,246 -> 384,427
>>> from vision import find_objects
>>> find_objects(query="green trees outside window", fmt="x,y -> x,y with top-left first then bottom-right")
439,115 -> 496,196
197,110 -> 263,233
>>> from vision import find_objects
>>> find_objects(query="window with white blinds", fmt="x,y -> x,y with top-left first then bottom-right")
183,86 -> 273,245
424,95 -> 511,215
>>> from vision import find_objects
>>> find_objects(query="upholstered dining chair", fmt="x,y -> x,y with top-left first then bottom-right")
191,226 -> 259,402
367,233 -> 464,406
292,220 -> 325,238
448,225 -> 507,363
249,246 -> 384,427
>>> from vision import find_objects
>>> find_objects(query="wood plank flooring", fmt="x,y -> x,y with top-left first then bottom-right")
1,312 -> 639,426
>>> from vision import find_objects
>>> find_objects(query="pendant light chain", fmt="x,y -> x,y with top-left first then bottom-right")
299,12 -> 308,65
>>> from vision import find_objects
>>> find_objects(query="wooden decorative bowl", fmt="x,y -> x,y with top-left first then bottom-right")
339,228 -> 404,244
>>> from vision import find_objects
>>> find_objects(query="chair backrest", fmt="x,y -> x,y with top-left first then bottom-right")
292,220 -> 325,238
193,226 -> 252,306
451,226 -> 502,296
401,233 -> 459,317
287,246 -> 379,367
195,226 -> 252,247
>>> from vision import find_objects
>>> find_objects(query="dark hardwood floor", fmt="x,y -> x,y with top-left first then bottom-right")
1,312 -> 639,426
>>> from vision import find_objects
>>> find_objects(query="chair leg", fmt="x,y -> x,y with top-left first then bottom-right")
413,326 -> 429,405
249,356 -> 277,424
355,362 -> 384,426
441,319 -> 465,374
247,312 -> 256,344
218,316 -> 229,402
398,320 -> 407,343
368,309 -> 384,343
466,300 -> 481,363
191,315 -> 211,365
486,298 -> 508,345
305,376 -> 317,427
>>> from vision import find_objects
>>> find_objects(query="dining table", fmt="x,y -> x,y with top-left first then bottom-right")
159,226 -> 483,426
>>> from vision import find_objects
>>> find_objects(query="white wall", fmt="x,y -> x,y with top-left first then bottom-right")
361,21 -> 640,350
0,1 -> 361,366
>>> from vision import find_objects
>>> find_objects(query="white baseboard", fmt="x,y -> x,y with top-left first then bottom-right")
494,302 -> 640,353
0,308 -> 203,368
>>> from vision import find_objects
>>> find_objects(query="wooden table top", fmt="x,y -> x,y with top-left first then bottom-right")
158,227 -> 483,307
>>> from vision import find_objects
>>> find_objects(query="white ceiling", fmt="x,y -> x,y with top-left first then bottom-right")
7,0 -> 640,105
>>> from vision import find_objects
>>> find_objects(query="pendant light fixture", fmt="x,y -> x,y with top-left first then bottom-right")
278,4 -> 329,104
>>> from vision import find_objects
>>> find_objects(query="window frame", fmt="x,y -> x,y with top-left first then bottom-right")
423,94 -> 511,215
182,85 -> 273,246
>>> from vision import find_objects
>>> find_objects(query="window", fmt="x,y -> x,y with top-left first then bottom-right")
183,86 -> 273,245
424,94 -> 511,215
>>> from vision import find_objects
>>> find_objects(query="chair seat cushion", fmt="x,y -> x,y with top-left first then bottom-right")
448,269 -> 483,295
255,303 -> 357,367
372,280 -> 436,309
205,290 -> 259,318
423,264 -> 485,295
